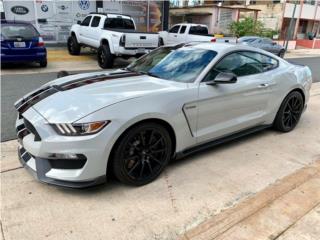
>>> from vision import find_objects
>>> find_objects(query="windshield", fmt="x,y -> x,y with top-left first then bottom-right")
1,24 -> 39,39
127,46 -> 217,83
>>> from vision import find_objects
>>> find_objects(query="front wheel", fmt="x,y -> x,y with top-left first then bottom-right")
67,36 -> 81,55
273,91 -> 304,132
112,123 -> 172,186
97,44 -> 114,69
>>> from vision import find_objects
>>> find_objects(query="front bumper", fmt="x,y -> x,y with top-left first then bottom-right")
18,146 -> 106,188
15,107 -> 112,188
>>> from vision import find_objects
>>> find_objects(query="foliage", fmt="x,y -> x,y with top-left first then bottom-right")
229,17 -> 266,38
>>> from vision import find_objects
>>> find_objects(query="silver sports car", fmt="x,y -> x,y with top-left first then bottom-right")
15,43 -> 312,188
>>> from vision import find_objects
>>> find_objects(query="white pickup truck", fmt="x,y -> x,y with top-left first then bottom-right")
159,24 -> 216,45
68,13 -> 160,68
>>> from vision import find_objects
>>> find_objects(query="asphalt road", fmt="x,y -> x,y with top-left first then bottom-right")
1,57 -> 320,142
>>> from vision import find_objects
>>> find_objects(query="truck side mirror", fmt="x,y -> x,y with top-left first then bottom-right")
77,20 -> 81,25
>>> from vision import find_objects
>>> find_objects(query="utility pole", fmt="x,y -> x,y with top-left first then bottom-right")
284,0 -> 297,51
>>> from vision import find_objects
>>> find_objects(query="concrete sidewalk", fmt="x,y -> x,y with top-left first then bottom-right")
1,83 -> 320,240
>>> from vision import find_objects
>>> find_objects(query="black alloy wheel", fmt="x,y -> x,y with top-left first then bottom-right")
112,123 -> 172,186
274,91 -> 304,132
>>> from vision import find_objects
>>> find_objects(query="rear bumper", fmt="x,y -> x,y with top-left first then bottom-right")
115,46 -> 154,56
1,54 -> 46,63
1,48 -> 47,63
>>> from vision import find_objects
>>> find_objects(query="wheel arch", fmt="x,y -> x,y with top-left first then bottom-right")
100,38 -> 114,54
107,118 -> 177,176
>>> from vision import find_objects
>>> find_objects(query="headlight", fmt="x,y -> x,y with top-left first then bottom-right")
52,121 -> 110,136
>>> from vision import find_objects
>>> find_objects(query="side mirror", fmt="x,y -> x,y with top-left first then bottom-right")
206,72 -> 237,85
272,42 -> 277,45
77,20 -> 81,25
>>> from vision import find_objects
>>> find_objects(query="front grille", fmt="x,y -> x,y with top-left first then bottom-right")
19,146 -> 32,163
16,117 -> 41,142
24,118 -> 41,141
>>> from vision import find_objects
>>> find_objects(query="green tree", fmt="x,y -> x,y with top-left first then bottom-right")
229,17 -> 264,37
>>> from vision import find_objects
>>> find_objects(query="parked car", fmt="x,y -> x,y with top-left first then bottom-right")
159,23 -> 216,45
15,43 -> 312,188
158,23 -> 237,45
68,13 -> 160,69
238,36 -> 285,58
1,20 -> 47,67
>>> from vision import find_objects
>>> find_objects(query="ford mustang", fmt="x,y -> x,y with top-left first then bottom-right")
15,43 -> 312,188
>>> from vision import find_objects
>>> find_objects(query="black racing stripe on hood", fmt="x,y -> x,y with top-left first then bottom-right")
59,72 -> 141,91
15,72 -> 141,114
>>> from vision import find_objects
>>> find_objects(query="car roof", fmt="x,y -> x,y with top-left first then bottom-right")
238,36 -> 260,39
181,42 -> 278,57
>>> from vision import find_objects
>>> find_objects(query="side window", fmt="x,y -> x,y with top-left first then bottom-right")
203,51 -> 265,81
169,25 -> 180,33
244,52 -> 278,71
91,16 -> 101,27
179,26 -> 187,34
81,16 -> 92,26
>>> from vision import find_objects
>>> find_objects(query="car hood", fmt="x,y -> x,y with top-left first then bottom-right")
28,70 -> 184,123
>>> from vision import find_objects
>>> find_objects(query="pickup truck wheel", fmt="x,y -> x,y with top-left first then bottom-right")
67,36 -> 81,55
97,45 -> 114,69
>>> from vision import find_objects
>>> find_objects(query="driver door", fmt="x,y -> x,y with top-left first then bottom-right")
196,51 -> 275,144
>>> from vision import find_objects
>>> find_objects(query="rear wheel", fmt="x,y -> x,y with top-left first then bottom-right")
273,91 -> 304,132
112,123 -> 172,186
97,44 -> 114,69
39,59 -> 47,68
67,36 -> 81,55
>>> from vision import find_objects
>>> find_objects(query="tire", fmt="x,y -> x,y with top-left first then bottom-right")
278,49 -> 285,58
67,36 -> 81,55
273,91 -> 304,132
39,59 -> 47,68
97,44 -> 114,69
112,122 -> 172,186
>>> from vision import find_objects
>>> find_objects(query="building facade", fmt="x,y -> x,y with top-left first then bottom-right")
1,0 -> 169,43
169,0 -> 285,35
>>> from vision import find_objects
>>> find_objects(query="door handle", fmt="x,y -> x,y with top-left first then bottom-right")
174,35 -> 177,37
258,83 -> 269,88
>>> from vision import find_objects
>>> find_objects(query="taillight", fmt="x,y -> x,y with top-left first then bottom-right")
38,37 -> 45,47
119,35 -> 126,47
211,38 -> 216,42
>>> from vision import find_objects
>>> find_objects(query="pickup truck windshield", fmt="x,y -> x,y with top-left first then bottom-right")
104,18 -> 135,30
127,47 -> 217,83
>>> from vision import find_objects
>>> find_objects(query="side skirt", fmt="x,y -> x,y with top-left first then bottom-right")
175,125 -> 272,159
